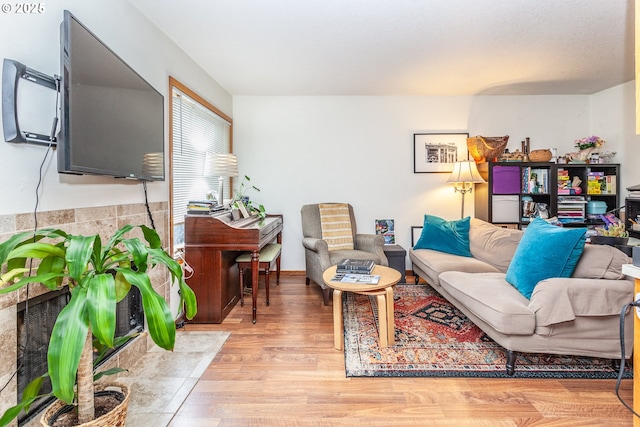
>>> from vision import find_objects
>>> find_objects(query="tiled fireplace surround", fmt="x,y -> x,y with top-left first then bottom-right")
0,202 -> 170,421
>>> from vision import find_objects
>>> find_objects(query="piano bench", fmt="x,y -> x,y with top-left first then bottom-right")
236,243 -> 282,323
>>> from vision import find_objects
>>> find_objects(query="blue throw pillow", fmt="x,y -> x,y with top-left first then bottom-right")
413,215 -> 472,257
505,218 -> 586,299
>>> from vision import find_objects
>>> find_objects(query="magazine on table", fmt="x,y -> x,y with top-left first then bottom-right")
331,273 -> 380,284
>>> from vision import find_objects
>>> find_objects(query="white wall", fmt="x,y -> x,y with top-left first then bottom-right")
0,0 -> 232,215
590,81 -> 640,194
233,95 -> 593,271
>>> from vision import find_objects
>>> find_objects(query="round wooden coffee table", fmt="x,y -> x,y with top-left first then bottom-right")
323,264 -> 401,350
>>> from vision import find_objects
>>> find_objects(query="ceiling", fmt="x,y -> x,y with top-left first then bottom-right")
128,0 -> 635,96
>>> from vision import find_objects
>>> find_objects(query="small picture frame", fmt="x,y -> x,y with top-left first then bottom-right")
413,132 -> 469,173
375,219 -> 395,244
237,201 -> 250,218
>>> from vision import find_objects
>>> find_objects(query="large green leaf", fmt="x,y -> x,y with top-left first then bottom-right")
121,237 -> 148,273
0,268 -> 29,288
65,235 -> 96,282
87,274 -> 116,348
7,242 -> 65,261
0,231 -> 34,265
114,271 -> 132,302
117,269 -> 175,350
0,228 -> 62,265
48,286 -> 89,403
93,367 -> 127,382
0,395 -> 43,427
0,374 -> 50,426
37,254 -> 66,288
105,247 -> 130,272
178,280 -> 197,320
91,234 -> 102,272
0,271 -> 65,293
147,248 -> 197,320
148,247 -> 181,276
103,224 -> 134,255
140,224 -> 162,249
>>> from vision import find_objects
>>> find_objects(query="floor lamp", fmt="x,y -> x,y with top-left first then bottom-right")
204,152 -> 238,206
447,161 -> 486,219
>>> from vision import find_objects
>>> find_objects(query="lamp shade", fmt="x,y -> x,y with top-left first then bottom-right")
446,161 -> 485,184
203,152 -> 238,177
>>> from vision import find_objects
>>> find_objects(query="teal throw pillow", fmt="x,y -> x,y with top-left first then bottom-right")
413,215 -> 472,257
505,218 -> 586,299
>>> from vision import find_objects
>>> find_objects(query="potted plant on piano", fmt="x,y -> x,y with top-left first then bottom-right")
231,175 -> 266,219
0,224 -> 197,427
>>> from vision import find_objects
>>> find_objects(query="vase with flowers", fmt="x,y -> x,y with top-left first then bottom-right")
569,136 -> 605,163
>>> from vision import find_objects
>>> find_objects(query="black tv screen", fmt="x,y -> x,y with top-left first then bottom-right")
58,10 -> 165,181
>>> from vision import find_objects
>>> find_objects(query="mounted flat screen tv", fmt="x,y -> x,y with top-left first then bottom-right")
58,10 -> 165,181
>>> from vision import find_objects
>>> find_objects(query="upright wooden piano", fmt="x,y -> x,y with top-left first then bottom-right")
184,212 -> 283,323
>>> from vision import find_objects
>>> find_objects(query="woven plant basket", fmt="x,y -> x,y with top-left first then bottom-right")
40,383 -> 129,427
528,149 -> 552,162
467,135 -> 509,163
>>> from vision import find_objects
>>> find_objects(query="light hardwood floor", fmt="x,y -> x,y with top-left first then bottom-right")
169,273 -> 635,426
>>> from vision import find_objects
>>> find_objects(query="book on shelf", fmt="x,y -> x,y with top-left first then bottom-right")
331,273 -> 380,284
336,258 -> 375,274
521,166 -> 549,193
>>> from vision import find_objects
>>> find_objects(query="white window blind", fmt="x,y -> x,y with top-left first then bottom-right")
172,87 -> 231,247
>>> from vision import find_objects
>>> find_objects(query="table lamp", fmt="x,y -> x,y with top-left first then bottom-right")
203,152 -> 238,205
446,161 -> 486,218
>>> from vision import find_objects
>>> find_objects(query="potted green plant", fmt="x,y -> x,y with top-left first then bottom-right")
0,224 -> 197,426
231,175 -> 266,219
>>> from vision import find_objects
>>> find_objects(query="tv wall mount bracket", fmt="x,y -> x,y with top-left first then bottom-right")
2,58 -> 59,147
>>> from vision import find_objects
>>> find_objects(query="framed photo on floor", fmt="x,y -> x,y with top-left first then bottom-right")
375,219 -> 395,244
413,132 -> 469,173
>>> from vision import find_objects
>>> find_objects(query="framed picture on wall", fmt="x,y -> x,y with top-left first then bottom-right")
413,132 -> 469,173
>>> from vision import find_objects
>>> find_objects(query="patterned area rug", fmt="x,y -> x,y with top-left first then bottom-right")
343,284 -> 632,379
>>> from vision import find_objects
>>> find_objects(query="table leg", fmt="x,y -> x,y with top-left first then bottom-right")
377,293 -> 388,348
385,286 -> 394,345
635,278 -> 640,427
333,289 -> 343,350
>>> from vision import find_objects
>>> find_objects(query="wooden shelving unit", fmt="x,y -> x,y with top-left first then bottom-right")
475,162 -> 620,229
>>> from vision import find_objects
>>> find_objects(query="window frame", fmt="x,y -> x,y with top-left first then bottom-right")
168,77 -> 233,253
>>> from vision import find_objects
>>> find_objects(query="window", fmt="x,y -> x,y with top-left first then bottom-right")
169,78 -> 232,249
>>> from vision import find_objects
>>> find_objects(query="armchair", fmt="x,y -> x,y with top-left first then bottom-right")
301,203 -> 388,305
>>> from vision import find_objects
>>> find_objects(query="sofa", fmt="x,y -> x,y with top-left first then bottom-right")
409,216 -> 634,375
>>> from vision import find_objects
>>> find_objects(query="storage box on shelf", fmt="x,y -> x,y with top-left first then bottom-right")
475,162 -> 620,230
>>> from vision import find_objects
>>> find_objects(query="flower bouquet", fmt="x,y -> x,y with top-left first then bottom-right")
574,136 -> 605,150
569,136 -> 605,162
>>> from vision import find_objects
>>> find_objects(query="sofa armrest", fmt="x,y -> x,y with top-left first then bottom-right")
529,278 -> 633,326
